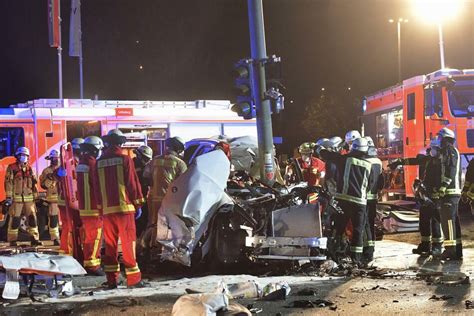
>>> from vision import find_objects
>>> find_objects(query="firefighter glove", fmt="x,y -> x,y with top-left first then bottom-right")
57,167 -> 67,177
4,198 -> 12,207
135,207 -> 142,220
438,186 -> 447,198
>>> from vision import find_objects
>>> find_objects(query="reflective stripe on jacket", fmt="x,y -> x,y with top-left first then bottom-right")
333,154 -> 372,205
440,144 -> 462,196
97,146 -> 144,215
77,156 -> 101,217
5,162 -> 37,202
39,165 -> 60,203
365,157 -> 383,201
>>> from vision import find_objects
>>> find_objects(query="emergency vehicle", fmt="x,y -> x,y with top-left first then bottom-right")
362,68 -> 474,199
0,98 -> 257,205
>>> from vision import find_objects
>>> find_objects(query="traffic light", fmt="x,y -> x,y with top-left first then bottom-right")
232,59 -> 256,120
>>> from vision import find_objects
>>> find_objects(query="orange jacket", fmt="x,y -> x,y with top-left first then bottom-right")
76,155 -> 101,217
296,157 -> 326,186
97,146 -> 144,215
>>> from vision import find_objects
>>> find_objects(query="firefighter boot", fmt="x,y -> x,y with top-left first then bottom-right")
431,243 -> 443,256
28,215 -> 42,246
412,242 -> 430,255
438,246 -> 461,261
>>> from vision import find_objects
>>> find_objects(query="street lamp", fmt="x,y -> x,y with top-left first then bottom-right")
412,0 -> 464,69
389,18 -> 408,83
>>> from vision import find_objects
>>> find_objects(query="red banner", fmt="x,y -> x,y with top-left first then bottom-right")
48,0 -> 60,47
115,108 -> 134,117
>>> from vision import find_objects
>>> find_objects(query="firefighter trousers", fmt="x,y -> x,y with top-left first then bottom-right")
439,196 -> 462,255
103,213 -> 141,287
7,202 -> 39,242
81,216 -> 103,271
48,202 -> 60,241
419,202 -> 442,245
363,200 -> 377,259
335,200 -> 367,262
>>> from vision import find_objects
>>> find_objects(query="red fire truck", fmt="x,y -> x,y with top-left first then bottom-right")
362,68 -> 474,199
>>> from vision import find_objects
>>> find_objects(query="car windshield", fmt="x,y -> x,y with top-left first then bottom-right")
448,80 -> 474,117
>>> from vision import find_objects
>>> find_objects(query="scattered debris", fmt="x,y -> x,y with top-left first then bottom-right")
258,288 -> 286,301
171,293 -> 229,315
465,300 -> 474,309
295,288 -> 318,296
429,295 -> 453,301
329,305 -> 338,311
361,303 -> 370,307
393,300 -> 399,303
288,299 -> 334,308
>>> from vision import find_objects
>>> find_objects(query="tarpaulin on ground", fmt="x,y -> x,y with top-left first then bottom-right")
0,252 -> 86,275
156,150 -> 232,266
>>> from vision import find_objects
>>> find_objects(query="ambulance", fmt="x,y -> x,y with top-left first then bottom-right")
362,68 -> 474,199
0,98 -> 257,204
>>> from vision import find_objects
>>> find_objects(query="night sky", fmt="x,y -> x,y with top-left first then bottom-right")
0,0 -> 473,149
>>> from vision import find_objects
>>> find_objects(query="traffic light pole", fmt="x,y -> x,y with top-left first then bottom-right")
247,0 -> 275,184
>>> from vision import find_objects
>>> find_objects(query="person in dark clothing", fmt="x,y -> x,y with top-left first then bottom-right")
133,145 -> 153,237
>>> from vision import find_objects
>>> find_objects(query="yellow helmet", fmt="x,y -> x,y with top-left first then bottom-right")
298,142 -> 314,155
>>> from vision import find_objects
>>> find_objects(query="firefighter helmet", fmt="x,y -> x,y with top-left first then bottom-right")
437,127 -> 455,140
105,129 -> 127,145
364,136 -> 375,147
315,138 -> 329,147
71,138 -> 85,150
15,147 -> 30,157
329,136 -> 343,149
316,140 -> 335,156
351,137 -> 369,153
83,136 -> 104,150
298,142 -> 314,155
46,149 -> 60,160
345,130 -> 361,143
165,137 -> 185,153
135,145 -> 153,159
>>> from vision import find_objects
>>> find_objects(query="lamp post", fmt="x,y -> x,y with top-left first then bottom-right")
412,0 -> 464,70
389,18 -> 408,83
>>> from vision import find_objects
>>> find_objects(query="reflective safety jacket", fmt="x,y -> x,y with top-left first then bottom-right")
462,159 -> 474,200
77,155 -> 101,217
296,157 -> 326,186
97,146 -> 144,215
330,152 -> 373,205
39,165 -> 60,203
365,157 -> 383,201
144,151 -> 187,203
5,162 -> 38,203
440,143 -> 462,196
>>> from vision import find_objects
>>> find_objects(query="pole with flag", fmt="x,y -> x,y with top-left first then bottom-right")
48,0 -> 63,99
69,0 -> 83,99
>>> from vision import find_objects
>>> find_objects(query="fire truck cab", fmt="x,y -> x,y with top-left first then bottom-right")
0,98 -> 257,204
362,69 -> 474,199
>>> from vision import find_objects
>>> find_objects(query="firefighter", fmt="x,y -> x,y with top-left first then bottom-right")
330,138 -> 373,265
5,147 -> 42,246
77,136 -> 105,275
436,127 -> 463,260
285,142 -> 325,188
39,149 -> 61,245
362,136 -> 384,263
388,139 -> 443,256
329,136 -> 343,153
71,138 -> 85,160
133,145 -> 153,237
97,129 -> 147,288
143,137 -> 187,246
461,158 -> 474,207
343,130 -> 362,153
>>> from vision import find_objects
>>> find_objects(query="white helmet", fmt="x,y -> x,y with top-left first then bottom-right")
345,130 -> 362,143
351,137 -> 369,153
437,127 -> 455,140
83,136 -> 104,150
364,136 -> 375,147
71,138 -> 85,150
329,136 -> 343,149
46,149 -> 60,160
15,147 -> 30,156
315,138 -> 329,147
